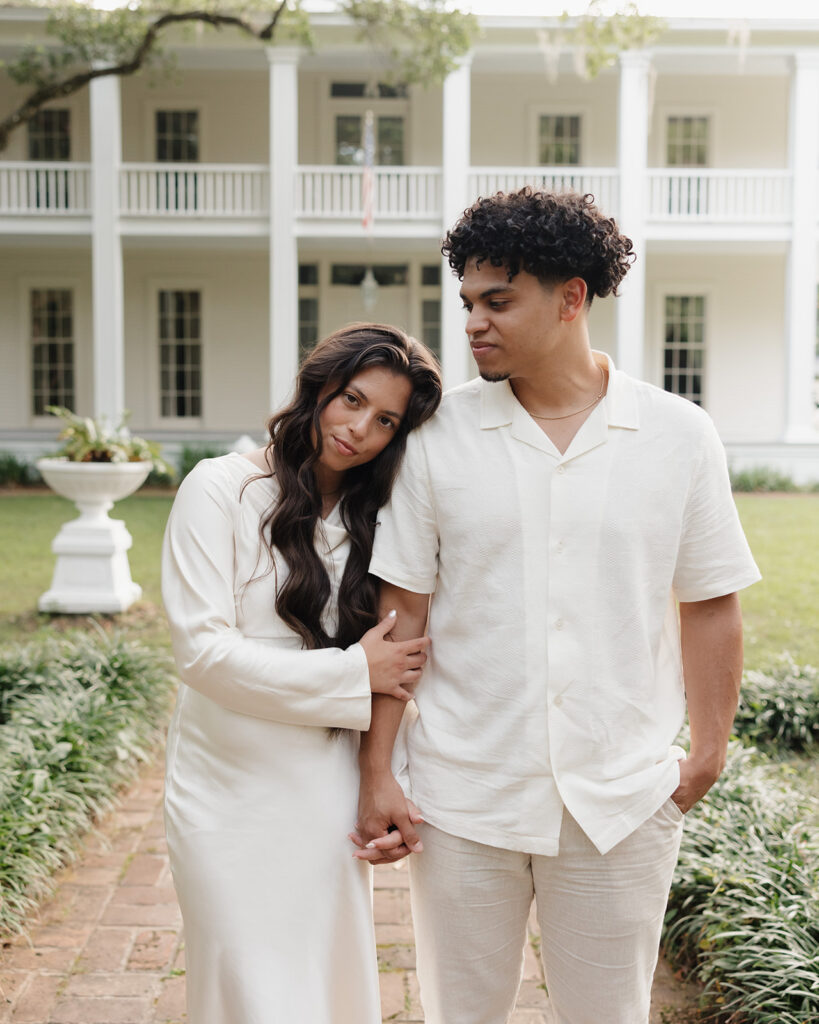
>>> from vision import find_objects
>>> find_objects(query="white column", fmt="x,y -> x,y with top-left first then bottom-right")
440,54 -> 473,387
267,47 -> 301,413
615,51 -> 651,379
784,51 -> 819,442
90,70 -> 125,423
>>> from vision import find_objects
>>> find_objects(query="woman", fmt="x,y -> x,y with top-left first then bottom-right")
162,324 -> 442,1024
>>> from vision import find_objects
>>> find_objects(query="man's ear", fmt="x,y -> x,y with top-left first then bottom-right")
559,277 -> 588,322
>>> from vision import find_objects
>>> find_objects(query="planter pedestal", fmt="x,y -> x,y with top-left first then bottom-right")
37,459 -> 151,614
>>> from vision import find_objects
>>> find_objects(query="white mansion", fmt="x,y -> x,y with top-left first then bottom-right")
1,6 -> 819,480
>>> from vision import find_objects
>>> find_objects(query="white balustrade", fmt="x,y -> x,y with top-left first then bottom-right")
647,170 -> 791,223
296,166 -> 442,219
469,168 -> 620,217
119,164 -> 269,216
0,162 -> 91,214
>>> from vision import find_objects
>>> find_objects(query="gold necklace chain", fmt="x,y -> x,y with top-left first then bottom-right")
526,364 -> 606,422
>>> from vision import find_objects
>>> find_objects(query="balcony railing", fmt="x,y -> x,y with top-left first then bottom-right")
469,168 -> 620,217
296,166 -> 442,220
119,163 -> 269,217
0,162 -> 91,214
647,170 -> 791,223
0,162 -> 798,230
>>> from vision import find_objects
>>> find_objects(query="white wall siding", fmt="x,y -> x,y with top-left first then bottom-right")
650,76 -> 789,168
0,248 -> 93,429
123,251 -> 270,434
646,251 -> 786,442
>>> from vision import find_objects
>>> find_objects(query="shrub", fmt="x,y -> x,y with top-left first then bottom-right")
0,631 -> 175,936
730,466 -> 799,493
734,660 -> 819,753
664,741 -> 819,1023
0,452 -> 40,486
179,444 -> 227,480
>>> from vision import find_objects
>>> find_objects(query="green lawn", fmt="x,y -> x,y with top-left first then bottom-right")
0,490 -> 817,668
734,494 -> 819,669
0,490 -> 173,647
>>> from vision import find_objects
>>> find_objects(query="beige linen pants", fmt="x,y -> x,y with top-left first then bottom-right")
408,801 -> 684,1024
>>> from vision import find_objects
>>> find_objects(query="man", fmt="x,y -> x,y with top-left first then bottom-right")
353,189 -> 760,1024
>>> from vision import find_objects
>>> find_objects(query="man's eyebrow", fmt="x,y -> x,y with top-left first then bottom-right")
348,384 -> 402,420
459,284 -> 514,301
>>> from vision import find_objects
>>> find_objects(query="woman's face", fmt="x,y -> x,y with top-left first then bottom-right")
314,366 -> 412,488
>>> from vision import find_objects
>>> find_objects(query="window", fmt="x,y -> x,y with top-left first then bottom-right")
663,295 -> 705,406
299,298 -> 320,363
299,263 -> 319,286
666,117 -> 709,167
28,109 -> 70,161
159,290 -> 202,418
334,115 -> 405,166
538,115 -> 581,166
331,82 -> 408,99
31,289 -> 75,416
421,299 -> 441,361
156,111 -> 199,162
331,264 -> 408,286
298,264 -> 320,362
421,265 -> 441,287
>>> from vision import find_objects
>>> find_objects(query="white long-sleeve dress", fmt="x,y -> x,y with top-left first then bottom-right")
161,453 -> 380,1024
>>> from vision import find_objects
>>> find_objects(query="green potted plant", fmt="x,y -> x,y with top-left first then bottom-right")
36,407 -> 173,614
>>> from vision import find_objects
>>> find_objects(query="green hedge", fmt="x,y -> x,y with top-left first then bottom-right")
732,660 -> 819,753
664,741 -> 819,1023
0,631 -> 175,936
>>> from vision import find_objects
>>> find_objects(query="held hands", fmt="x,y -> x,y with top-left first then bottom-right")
351,769 -> 424,865
360,610 -> 430,702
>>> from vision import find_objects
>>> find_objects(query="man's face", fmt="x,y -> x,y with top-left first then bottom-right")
460,259 -> 564,382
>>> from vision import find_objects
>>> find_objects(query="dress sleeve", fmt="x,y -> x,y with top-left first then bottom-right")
161,460 -> 372,730
672,416 -> 762,603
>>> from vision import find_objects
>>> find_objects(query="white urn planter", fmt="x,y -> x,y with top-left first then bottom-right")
37,458 -> 152,614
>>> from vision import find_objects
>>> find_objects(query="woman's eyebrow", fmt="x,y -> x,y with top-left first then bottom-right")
348,384 -> 402,420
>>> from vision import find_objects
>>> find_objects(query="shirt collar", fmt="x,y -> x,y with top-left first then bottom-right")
479,351 -> 640,433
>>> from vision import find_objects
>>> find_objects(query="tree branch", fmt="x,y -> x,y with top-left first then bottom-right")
0,6 -> 288,152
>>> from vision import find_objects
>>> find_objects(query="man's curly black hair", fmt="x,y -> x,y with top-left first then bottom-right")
441,188 -> 635,304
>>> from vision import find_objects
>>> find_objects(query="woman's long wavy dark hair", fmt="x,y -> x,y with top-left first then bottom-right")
257,323 -> 441,651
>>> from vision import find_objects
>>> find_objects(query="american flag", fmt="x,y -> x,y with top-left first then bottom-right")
361,109 -> 375,234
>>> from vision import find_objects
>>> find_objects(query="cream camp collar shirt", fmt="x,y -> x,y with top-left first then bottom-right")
370,355 -> 760,855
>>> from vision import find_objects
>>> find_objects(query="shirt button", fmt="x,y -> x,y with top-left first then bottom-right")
556,540 -> 564,553
554,695 -> 563,707
555,618 -> 564,630
556,465 -> 566,475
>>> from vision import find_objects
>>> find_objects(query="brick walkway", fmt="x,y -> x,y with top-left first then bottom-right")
0,758 -> 697,1024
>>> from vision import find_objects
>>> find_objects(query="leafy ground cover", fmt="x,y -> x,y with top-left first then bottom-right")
0,631 -> 175,935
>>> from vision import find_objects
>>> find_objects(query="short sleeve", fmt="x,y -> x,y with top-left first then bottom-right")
162,459 -> 372,729
672,417 -> 761,603
370,429 -> 439,594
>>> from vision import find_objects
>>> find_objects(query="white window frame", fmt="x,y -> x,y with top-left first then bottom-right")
298,263 -> 320,362
319,76 -> 411,165
146,278 -> 207,428
529,106 -> 589,167
660,108 -> 716,169
144,102 -> 207,163
27,107 -> 72,162
19,277 -> 86,427
651,282 -> 712,409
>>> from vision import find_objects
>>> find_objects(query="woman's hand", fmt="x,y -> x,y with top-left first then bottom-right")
359,610 -> 430,701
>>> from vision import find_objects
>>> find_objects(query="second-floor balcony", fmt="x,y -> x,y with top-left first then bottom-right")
0,162 -> 799,235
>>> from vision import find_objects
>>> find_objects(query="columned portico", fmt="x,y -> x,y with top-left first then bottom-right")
784,51 -> 819,442
440,54 -> 473,387
615,51 -> 651,380
90,70 -> 125,423
267,46 -> 301,414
